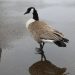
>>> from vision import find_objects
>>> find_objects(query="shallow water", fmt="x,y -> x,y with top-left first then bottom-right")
0,1 -> 75,75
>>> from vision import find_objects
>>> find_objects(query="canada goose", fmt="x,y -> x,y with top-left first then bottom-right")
24,7 -> 69,50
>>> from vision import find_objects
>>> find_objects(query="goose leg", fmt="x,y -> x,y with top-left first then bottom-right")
39,42 -> 46,61
35,42 -> 46,61
40,50 -> 46,61
40,42 -> 45,50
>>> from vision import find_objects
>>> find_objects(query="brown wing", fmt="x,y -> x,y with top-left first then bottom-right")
28,21 -> 64,41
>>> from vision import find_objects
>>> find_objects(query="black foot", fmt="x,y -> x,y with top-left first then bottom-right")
35,48 -> 43,54
35,47 -> 46,61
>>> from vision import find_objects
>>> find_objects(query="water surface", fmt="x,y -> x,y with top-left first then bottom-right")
0,1 -> 75,75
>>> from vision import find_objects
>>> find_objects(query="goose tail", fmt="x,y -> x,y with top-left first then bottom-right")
54,41 -> 66,47
62,38 -> 69,43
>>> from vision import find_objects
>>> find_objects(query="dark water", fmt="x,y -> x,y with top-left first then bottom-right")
0,1 -> 75,75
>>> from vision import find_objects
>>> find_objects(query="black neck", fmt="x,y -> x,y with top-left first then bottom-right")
33,9 -> 39,21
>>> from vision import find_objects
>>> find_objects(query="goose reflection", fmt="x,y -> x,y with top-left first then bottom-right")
29,48 -> 68,75
29,60 -> 67,75
0,48 -> 2,62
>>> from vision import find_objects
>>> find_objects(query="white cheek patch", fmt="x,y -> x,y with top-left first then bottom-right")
26,18 -> 35,29
30,9 -> 34,13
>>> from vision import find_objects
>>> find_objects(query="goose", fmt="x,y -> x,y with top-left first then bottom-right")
24,7 -> 69,50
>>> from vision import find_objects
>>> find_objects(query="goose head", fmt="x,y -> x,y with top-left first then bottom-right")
24,7 -> 39,21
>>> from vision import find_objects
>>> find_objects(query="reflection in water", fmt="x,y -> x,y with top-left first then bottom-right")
29,60 -> 67,75
29,50 -> 68,75
0,48 -> 2,62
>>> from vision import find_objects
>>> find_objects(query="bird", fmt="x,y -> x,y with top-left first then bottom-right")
24,7 -> 69,50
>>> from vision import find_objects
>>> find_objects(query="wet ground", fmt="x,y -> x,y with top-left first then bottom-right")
0,0 -> 75,75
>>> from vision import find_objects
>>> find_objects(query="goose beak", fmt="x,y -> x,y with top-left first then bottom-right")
24,12 -> 27,15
